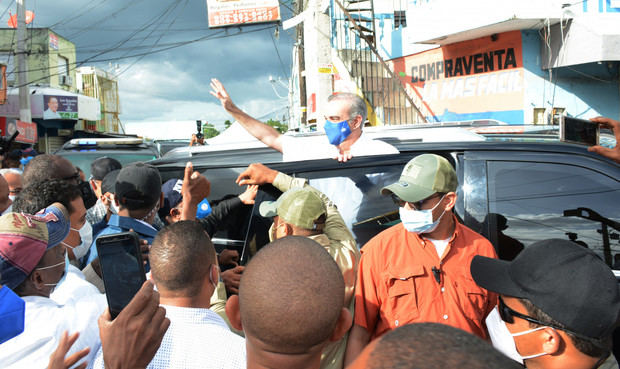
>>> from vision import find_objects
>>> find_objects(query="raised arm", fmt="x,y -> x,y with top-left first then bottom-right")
210,79 -> 284,152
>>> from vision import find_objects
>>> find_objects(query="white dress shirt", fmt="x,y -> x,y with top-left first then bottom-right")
90,304 -> 246,369
0,291 -> 106,368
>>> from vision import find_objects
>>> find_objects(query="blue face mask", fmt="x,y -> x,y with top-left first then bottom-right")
324,120 -> 352,146
399,194 -> 447,234
0,286 -> 25,344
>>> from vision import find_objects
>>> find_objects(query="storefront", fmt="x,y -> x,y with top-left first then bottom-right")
0,87 -> 100,152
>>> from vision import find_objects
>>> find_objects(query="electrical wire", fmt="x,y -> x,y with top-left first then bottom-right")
269,25 -> 289,78
10,25 -> 274,88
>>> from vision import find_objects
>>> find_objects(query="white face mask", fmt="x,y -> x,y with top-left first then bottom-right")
63,222 -> 93,260
486,307 -> 548,364
399,194 -> 446,234
106,195 -> 120,215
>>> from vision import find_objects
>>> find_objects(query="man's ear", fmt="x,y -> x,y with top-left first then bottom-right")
350,115 -> 363,130
30,270 -> 45,291
540,327 -> 563,355
283,223 -> 294,237
169,208 -> 181,222
444,192 -> 457,212
89,179 -> 98,191
329,307 -> 353,342
225,295 -> 243,331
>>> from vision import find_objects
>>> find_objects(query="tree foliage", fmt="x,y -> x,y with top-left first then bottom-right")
266,119 -> 288,134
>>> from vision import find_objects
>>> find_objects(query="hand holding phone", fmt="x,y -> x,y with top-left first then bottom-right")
96,232 -> 146,319
560,117 -> 599,146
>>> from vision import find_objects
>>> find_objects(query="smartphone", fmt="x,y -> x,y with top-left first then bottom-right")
96,232 -> 146,319
560,117 -> 599,146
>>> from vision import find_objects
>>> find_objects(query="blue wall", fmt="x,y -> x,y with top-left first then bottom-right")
521,30 -> 620,121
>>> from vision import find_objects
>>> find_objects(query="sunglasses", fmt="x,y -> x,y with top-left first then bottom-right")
498,296 -> 550,327
498,296 -> 606,347
391,193 -> 441,210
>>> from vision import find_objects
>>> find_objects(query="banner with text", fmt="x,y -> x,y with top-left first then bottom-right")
206,0 -> 280,28
391,31 -> 524,124
43,95 -> 78,120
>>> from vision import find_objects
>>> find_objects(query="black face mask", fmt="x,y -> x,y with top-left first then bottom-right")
78,180 -> 98,209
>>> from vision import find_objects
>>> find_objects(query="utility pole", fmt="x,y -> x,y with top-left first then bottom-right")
296,0 -> 306,125
16,0 -> 31,123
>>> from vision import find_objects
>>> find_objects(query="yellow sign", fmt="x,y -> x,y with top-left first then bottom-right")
318,64 -> 334,74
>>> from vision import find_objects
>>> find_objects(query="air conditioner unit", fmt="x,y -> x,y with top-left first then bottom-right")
60,75 -> 72,86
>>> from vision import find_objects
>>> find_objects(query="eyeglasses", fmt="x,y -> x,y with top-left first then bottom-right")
391,193 -> 441,210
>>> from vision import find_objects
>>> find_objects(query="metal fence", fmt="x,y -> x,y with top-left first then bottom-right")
330,0 -> 427,125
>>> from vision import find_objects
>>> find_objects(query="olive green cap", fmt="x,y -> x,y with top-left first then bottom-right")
259,188 -> 327,230
381,154 -> 457,202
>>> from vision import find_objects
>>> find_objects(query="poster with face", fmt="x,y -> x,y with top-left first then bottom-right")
43,95 -> 78,120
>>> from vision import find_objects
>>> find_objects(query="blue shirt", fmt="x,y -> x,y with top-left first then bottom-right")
84,215 -> 158,269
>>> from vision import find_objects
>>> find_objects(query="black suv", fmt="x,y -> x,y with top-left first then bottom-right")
149,127 -> 620,270
55,138 -> 160,179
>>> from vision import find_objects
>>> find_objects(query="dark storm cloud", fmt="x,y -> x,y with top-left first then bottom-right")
2,0 -> 293,122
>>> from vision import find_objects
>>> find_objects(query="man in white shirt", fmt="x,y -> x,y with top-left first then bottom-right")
210,79 -> 398,162
92,220 -> 246,368
0,203 -> 105,367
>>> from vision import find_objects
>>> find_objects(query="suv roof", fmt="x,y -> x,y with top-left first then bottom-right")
55,137 -> 160,179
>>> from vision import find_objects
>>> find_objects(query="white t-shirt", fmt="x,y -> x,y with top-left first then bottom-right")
425,236 -> 451,260
281,135 -> 399,162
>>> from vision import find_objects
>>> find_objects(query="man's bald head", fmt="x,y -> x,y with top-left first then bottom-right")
150,220 -> 216,297
23,154 -> 77,187
239,236 -> 345,354
353,323 -> 522,369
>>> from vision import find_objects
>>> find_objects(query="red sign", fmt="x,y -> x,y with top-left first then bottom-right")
207,0 -> 280,28
0,117 -> 37,144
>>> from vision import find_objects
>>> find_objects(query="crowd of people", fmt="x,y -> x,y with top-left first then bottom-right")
0,84 -> 618,369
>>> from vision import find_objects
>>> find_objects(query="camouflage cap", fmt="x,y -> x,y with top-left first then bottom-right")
259,188 -> 327,230
381,154 -> 457,202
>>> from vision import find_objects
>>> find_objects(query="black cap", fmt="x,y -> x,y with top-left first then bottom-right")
115,163 -> 161,210
101,169 -> 120,195
471,239 -> 620,340
90,157 -> 122,181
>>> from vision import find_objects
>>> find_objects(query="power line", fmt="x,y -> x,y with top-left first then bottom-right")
10,25 -> 273,88
268,26 -> 288,78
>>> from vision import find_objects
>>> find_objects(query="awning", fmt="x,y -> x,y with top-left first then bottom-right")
405,0 -> 562,46
0,87 -> 101,121
542,15 -> 620,69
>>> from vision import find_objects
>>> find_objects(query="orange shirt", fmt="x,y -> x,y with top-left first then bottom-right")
354,218 -> 498,340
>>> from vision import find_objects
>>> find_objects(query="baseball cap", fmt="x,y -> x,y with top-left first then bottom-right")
381,154 -> 457,203
101,169 -> 120,195
259,188 -> 326,230
0,203 -> 70,289
90,157 -> 122,181
115,163 -> 162,210
159,179 -> 183,219
471,239 -> 620,340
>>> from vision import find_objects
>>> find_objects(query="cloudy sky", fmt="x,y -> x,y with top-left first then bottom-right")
1,0 -> 294,138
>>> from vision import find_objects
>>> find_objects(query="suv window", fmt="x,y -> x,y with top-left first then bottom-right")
297,164 -> 403,247
486,161 -> 620,266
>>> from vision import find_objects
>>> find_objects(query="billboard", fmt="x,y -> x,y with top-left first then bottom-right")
391,31 -> 525,124
43,95 -> 78,120
206,0 -> 280,28
0,117 -> 37,144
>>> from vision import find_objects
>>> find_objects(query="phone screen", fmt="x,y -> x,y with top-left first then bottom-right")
96,232 -> 146,318
562,117 -> 599,146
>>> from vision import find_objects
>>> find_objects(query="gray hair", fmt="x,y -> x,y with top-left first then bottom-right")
327,92 -> 367,124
